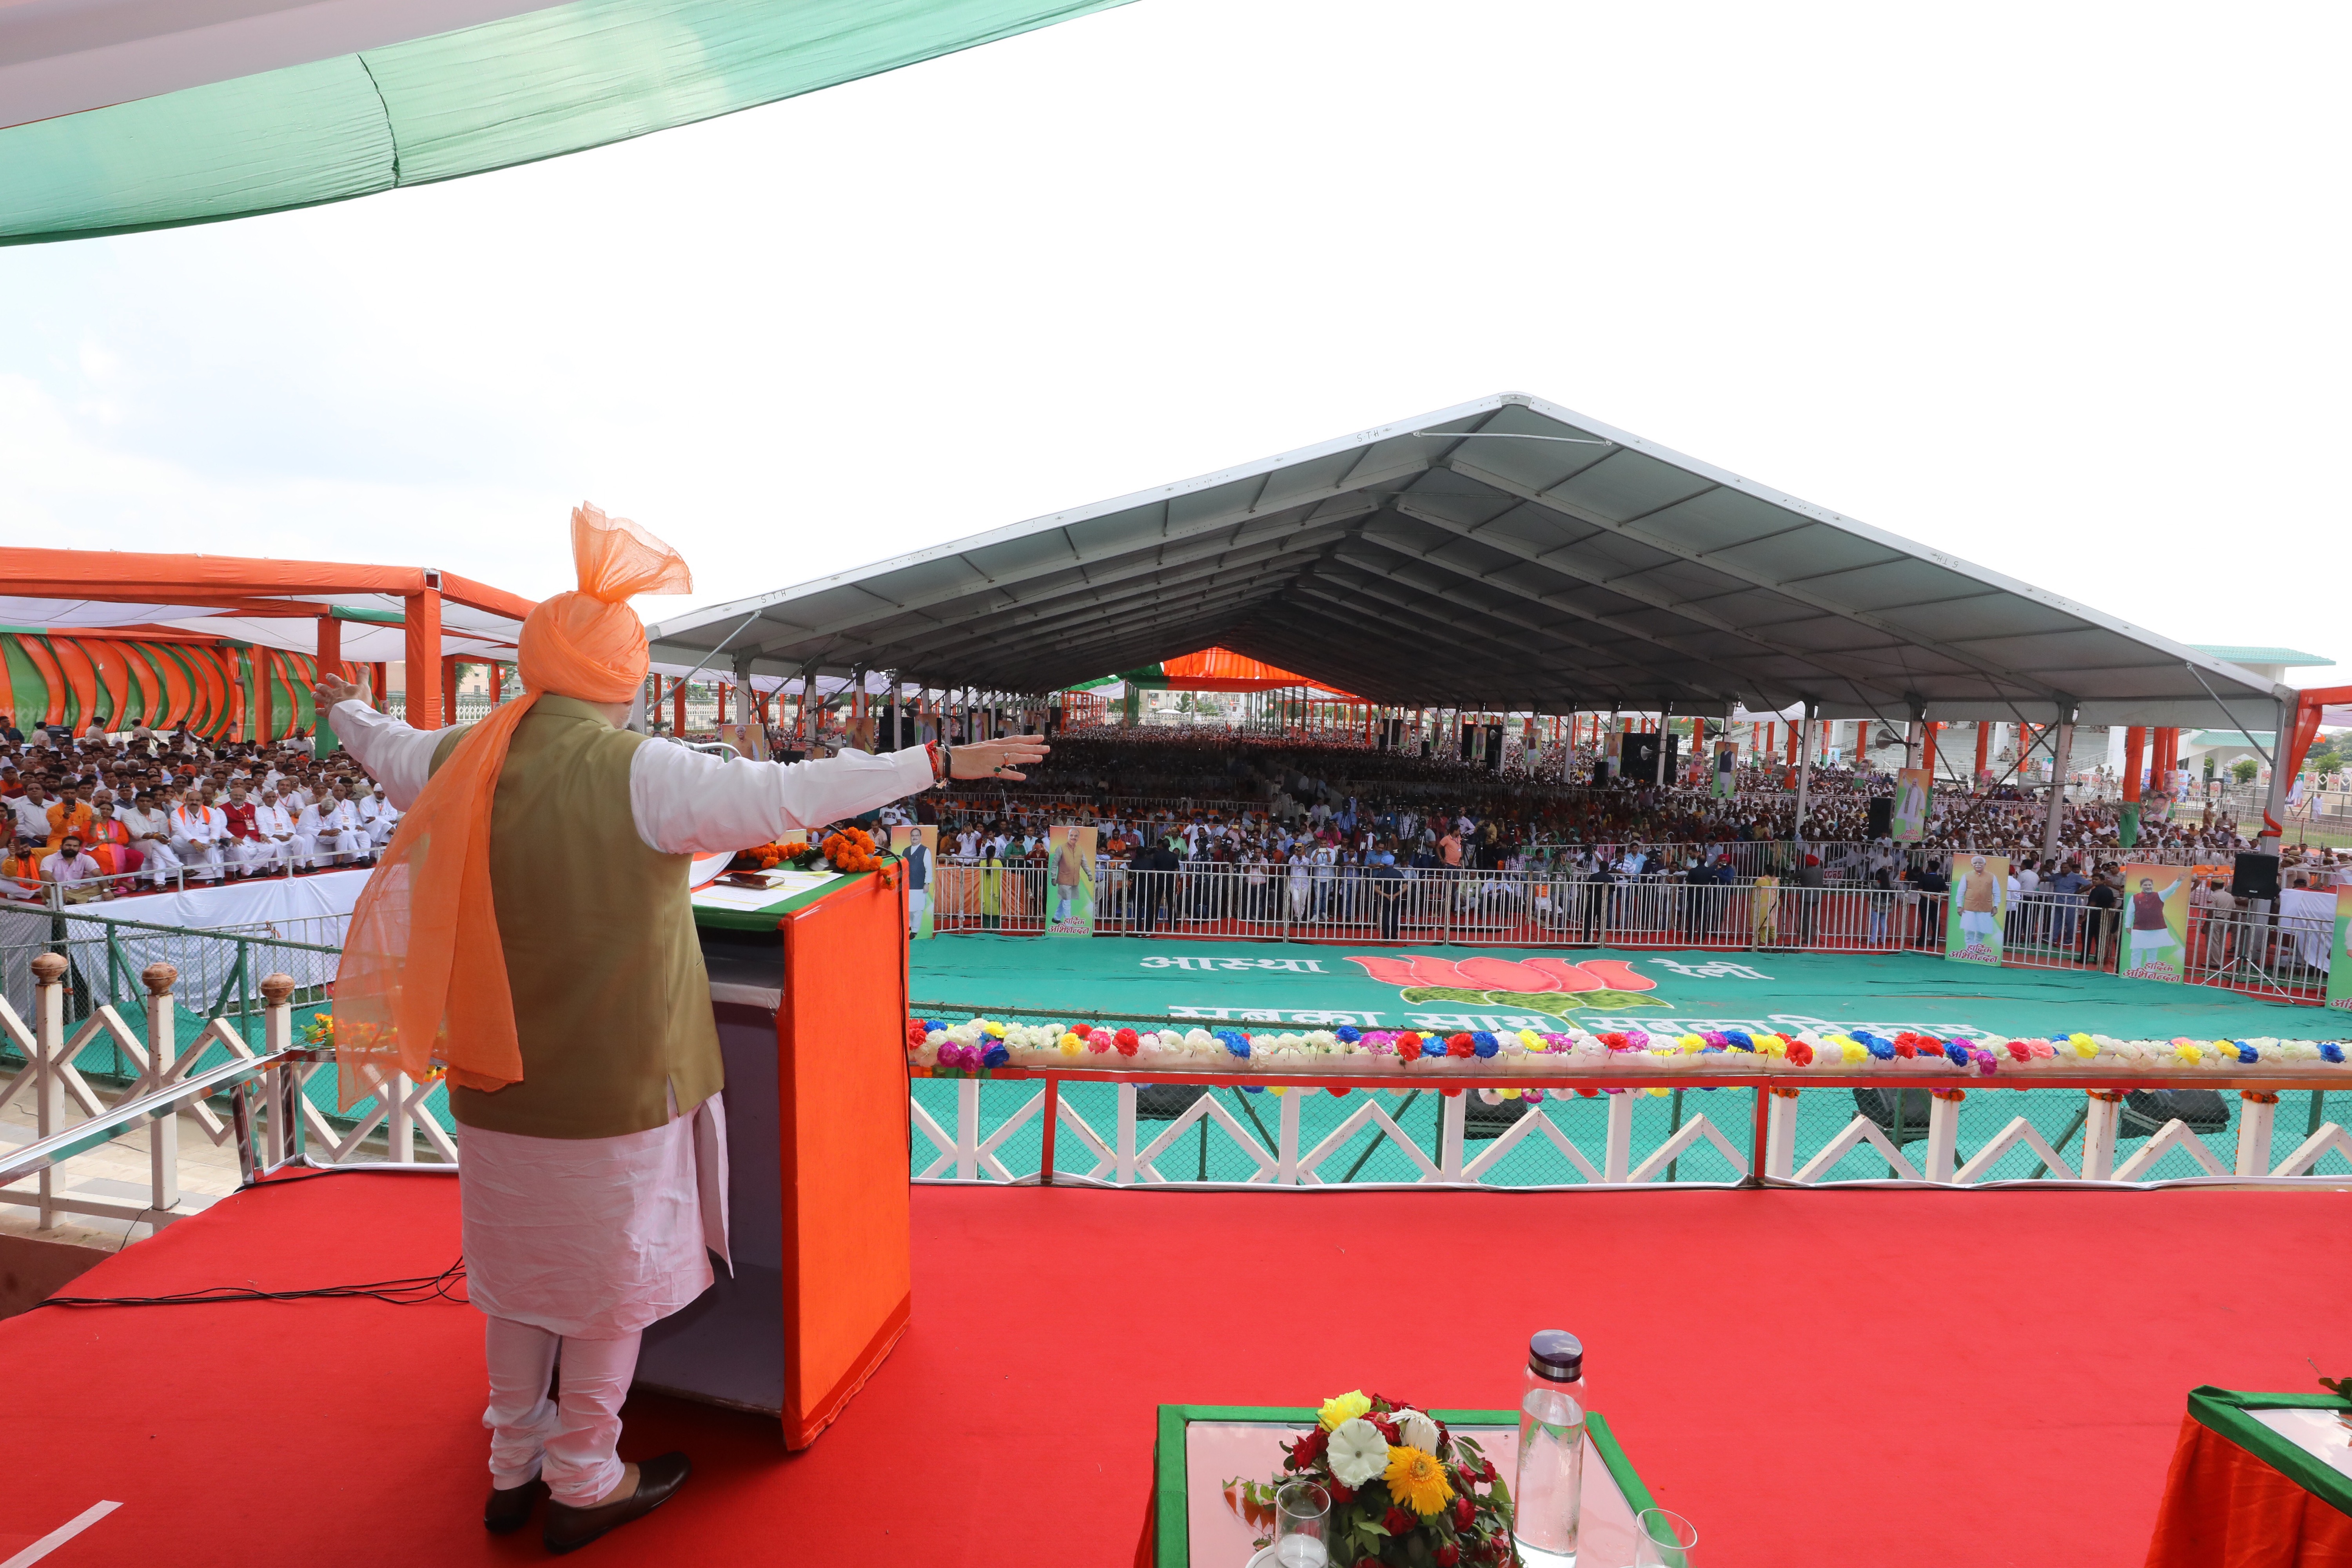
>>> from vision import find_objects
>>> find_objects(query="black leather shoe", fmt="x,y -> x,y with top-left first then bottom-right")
543,1454 -> 691,1555
484,1476 -> 546,1534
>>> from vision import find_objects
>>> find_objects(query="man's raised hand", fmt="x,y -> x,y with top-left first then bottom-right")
951,738 -> 1051,783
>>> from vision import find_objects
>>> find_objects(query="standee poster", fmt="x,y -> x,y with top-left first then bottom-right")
1946,853 -> 2009,965
1047,824 -> 1096,936
891,823 -> 937,939
2115,862 -> 2188,982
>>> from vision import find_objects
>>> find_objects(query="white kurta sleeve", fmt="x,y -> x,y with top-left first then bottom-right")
628,742 -> 937,855
332,701 -> 444,809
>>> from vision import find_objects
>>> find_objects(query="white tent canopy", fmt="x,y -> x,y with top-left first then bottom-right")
650,392 -> 2289,733
0,592 -> 522,662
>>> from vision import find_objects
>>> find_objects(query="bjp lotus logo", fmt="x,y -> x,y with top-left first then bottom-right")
1344,955 -> 1664,1014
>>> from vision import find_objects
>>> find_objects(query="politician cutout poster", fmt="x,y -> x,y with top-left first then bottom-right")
2328,887 -> 2352,1014
2115,862 -> 2187,982
1711,740 -> 1737,798
1047,824 -> 1096,936
1891,768 -> 1930,842
1945,852 -> 2009,965
891,823 -> 937,939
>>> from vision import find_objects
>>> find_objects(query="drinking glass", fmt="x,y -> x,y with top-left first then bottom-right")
1270,1479 -> 1330,1568
1632,1507 -> 1697,1568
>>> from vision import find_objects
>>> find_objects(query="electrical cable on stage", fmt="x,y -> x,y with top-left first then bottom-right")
35,1168 -> 468,1310
32,1256 -> 468,1310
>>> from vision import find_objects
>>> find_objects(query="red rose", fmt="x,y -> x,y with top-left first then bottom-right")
1289,1428 -> 1328,1468
1372,1414 -> 1399,1443
1384,1506 -> 1417,1535
1436,1546 -> 1459,1567
1481,1458 -> 1498,1484
1787,1040 -> 1815,1066
1114,1027 -> 1139,1056
1398,1034 -> 1423,1062
906,1021 -> 927,1048
1893,1039 -> 1916,1059
1446,1033 -> 1475,1058
1330,1481 -> 1355,1504
1454,1496 -> 1475,1529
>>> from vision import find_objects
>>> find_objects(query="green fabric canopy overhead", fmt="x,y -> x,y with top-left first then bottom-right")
0,0 -> 1132,246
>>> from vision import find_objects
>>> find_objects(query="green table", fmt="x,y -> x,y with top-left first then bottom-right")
1143,1404 -> 1659,1568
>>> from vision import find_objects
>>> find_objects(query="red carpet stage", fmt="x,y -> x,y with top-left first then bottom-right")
3,1174 -> 2344,1566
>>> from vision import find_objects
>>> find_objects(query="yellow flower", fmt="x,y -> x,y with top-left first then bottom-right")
984,1021 -> 1006,1038
1383,1445 -> 1454,1516
1058,1033 -> 1083,1056
1318,1389 -> 1372,1430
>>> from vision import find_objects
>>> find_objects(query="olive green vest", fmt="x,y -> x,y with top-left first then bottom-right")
432,695 -> 723,1139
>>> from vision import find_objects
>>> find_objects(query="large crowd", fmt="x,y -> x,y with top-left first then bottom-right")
907,731 -> 2269,874
1,713 -> 2321,910
0,713 -> 396,902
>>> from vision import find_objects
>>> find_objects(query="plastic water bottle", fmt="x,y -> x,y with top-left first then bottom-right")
1514,1329 -> 1586,1568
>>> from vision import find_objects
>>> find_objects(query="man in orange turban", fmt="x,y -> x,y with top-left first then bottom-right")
316,506 -> 1045,1553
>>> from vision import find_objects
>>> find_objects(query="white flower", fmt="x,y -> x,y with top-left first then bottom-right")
1396,1408 -> 1442,1454
1327,1418 -> 1390,1488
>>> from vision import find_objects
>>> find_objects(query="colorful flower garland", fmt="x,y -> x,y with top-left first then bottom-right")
906,1014 -> 2350,1083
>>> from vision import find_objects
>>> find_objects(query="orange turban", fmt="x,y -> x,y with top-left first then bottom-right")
334,506 -> 690,1105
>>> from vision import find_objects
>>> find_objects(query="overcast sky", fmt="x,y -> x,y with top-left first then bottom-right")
3,1 -> 2345,680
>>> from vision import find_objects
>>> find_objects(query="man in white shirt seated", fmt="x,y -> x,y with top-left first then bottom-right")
116,793 -> 181,888
168,788 -> 227,883
248,787 -> 299,874
359,782 -> 401,846
296,788 -> 370,869
9,780 -> 54,843
42,833 -> 107,904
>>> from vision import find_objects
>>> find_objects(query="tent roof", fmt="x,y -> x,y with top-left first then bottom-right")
0,0 -> 1133,245
0,546 -> 534,661
647,392 -> 2293,728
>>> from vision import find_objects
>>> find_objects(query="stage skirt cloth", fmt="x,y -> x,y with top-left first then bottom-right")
2145,1406 -> 2352,1568
458,1093 -> 731,1340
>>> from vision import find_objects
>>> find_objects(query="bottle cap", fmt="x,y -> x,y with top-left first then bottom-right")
1528,1329 -> 1583,1382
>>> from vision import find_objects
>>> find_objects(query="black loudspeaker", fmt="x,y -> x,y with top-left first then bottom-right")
1622,733 -> 1662,781
1866,797 -> 1894,838
2232,851 -> 2281,901
1419,739 -> 1432,757
1460,723 -> 1478,761
1486,722 -> 1505,772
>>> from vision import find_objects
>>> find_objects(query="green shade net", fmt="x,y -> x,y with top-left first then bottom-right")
0,0 -> 1133,245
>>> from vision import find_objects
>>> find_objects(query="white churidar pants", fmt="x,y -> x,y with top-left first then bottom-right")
482,1317 -> 643,1506
460,1093 -> 730,1505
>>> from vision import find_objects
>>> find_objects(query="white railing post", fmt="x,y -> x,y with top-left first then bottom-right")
1603,1091 -> 1633,1183
387,1071 -> 415,1163
2082,1092 -> 2122,1181
2235,1092 -> 2278,1178
1278,1090 -> 1303,1184
1926,1091 -> 1963,1182
956,1077 -> 980,1180
1767,1088 -> 1798,1180
1428,1089 -> 1463,1182
31,952 -> 66,1230
144,962 -> 180,1212
260,973 -> 295,1167
1116,1082 -> 1138,1185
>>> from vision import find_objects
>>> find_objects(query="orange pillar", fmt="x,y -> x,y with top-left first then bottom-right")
1922,721 -> 1938,778
316,615 -> 343,681
673,678 -> 688,736
404,587 -> 443,728
370,662 -> 388,711
252,646 -> 273,742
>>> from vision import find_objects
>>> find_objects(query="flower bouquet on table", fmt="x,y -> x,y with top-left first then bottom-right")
1246,1390 -> 1513,1566
819,826 -> 883,873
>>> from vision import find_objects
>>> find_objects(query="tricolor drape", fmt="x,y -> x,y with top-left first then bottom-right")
0,632 -> 316,740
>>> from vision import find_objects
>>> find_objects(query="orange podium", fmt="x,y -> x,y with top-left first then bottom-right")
635,865 -> 912,1448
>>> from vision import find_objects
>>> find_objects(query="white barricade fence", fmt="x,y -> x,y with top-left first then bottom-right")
0,926 -> 453,1235
907,1067 -> 2352,1192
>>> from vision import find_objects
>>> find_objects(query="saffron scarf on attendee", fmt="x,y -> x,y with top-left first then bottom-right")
333,505 -> 691,1107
